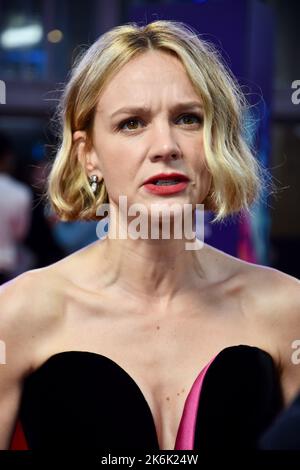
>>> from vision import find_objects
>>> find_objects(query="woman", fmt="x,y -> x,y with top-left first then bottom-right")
1,20 -> 300,451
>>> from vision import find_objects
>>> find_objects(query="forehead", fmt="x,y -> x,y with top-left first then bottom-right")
97,50 -> 200,112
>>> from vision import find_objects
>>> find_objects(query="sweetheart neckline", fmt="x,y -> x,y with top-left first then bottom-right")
24,345 -> 272,450
27,349 -> 211,449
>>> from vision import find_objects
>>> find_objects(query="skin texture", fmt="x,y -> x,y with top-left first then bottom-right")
74,50 -> 213,306
1,50 -> 300,451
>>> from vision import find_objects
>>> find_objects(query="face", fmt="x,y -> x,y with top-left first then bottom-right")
75,50 -> 212,222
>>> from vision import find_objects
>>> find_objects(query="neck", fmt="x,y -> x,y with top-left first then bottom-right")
93,210 -> 208,307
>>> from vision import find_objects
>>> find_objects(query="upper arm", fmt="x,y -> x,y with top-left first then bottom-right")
0,272 -> 42,449
241,266 -> 300,406
261,269 -> 300,406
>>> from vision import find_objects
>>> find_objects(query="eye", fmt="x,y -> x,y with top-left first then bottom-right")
177,113 -> 203,126
117,113 -> 203,132
118,117 -> 142,131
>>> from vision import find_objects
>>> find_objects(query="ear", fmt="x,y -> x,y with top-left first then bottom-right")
73,130 -> 103,180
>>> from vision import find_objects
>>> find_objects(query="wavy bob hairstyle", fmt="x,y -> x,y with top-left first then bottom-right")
47,19 -> 270,223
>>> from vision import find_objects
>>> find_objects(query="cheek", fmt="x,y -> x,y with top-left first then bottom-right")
99,137 -> 142,181
99,151 -> 137,197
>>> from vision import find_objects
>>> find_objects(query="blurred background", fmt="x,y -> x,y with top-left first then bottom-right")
0,0 -> 299,283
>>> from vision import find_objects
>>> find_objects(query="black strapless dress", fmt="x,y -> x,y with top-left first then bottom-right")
18,345 -> 283,450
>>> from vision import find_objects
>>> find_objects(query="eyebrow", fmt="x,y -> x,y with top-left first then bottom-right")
108,101 -> 204,119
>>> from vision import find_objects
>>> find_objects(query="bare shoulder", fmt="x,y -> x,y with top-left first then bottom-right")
236,261 -> 300,318
229,259 -> 300,404
0,267 -> 68,375
194,243 -> 300,405
204,241 -> 299,304
0,266 -> 67,319
253,267 -> 300,405
240,262 -> 300,345
204,243 -> 300,336
0,269 -> 71,449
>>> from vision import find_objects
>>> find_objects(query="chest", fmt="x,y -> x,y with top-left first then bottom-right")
25,343 -> 283,450
40,301 -> 276,449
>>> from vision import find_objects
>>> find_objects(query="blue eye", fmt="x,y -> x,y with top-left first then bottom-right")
117,113 -> 203,131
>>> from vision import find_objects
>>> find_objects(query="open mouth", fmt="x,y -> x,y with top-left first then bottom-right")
151,179 -> 182,186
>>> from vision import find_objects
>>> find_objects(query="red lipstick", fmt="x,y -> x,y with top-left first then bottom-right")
143,172 -> 190,196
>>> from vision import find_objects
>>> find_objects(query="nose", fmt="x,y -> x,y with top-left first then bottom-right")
148,123 -> 182,162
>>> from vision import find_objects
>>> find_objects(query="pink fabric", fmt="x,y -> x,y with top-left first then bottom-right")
174,356 -> 216,450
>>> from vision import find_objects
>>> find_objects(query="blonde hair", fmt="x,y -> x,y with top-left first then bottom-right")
46,19 -> 272,223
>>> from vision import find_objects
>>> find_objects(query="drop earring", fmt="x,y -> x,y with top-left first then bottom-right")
88,174 -> 99,193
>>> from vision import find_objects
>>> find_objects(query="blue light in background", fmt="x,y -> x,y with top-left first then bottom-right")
31,142 -> 45,161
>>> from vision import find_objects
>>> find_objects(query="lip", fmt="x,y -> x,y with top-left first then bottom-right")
143,172 -> 190,185
143,181 -> 189,195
